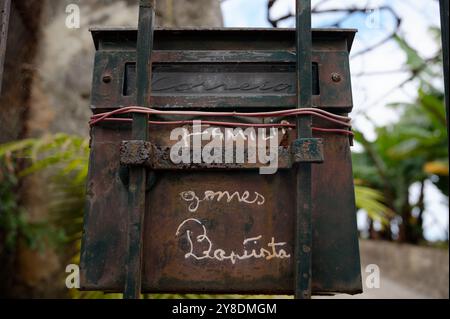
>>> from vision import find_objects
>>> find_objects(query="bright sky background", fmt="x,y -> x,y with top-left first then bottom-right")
221,0 -> 448,241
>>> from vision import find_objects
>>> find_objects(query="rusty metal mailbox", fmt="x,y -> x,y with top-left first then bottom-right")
80,23 -> 362,296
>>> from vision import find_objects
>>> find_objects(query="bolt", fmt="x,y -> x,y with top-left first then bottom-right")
102,75 -> 112,83
331,73 -> 341,82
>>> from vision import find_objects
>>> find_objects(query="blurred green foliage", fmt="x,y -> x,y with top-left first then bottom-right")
352,30 -> 448,242
0,150 -> 66,252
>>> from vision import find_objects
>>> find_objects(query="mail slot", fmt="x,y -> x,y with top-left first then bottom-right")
80,27 -> 362,295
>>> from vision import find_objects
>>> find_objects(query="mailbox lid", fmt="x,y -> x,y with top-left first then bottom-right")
90,27 -> 356,51
89,28 -> 356,112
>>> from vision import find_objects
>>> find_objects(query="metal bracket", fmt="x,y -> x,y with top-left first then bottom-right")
120,140 -> 153,166
120,138 -> 324,170
291,138 -> 324,164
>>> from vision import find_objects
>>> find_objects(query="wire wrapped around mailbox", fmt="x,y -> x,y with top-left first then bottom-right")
89,106 -> 354,136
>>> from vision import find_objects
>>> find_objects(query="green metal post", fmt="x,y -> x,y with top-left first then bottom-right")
295,0 -> 313,299
439,0 -> 449,141
124,0 -> 155,299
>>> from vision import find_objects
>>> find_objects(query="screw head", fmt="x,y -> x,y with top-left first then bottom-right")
331,73 -> 342,82
102,75 -> 112,83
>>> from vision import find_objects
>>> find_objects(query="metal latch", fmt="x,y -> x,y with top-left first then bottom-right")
120,138 -> 324,170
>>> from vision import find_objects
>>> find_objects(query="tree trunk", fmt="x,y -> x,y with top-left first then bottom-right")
0,0 -> 45,299
398,181 -> 425,244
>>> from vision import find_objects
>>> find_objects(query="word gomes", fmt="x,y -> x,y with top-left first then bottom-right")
180,190 -> 265,213
170,122 -> 280,174
176,218 -> 291,265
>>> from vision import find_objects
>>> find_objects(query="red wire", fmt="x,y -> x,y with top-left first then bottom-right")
89,106 -> 352,128
97,117 -> 295,128
90,106 -> 351,121
97,117 -> 354,136
311,127 -> 354,136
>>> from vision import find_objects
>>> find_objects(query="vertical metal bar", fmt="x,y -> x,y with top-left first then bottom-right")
124,0 -> 155,299
295,0 -> 313,299
439,0 -> 449,141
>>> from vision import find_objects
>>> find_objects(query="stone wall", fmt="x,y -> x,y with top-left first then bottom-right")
360,240 -> 449,298
28,0 -> 223,138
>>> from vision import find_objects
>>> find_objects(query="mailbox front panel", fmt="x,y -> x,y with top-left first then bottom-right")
80,28 -> 362,295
